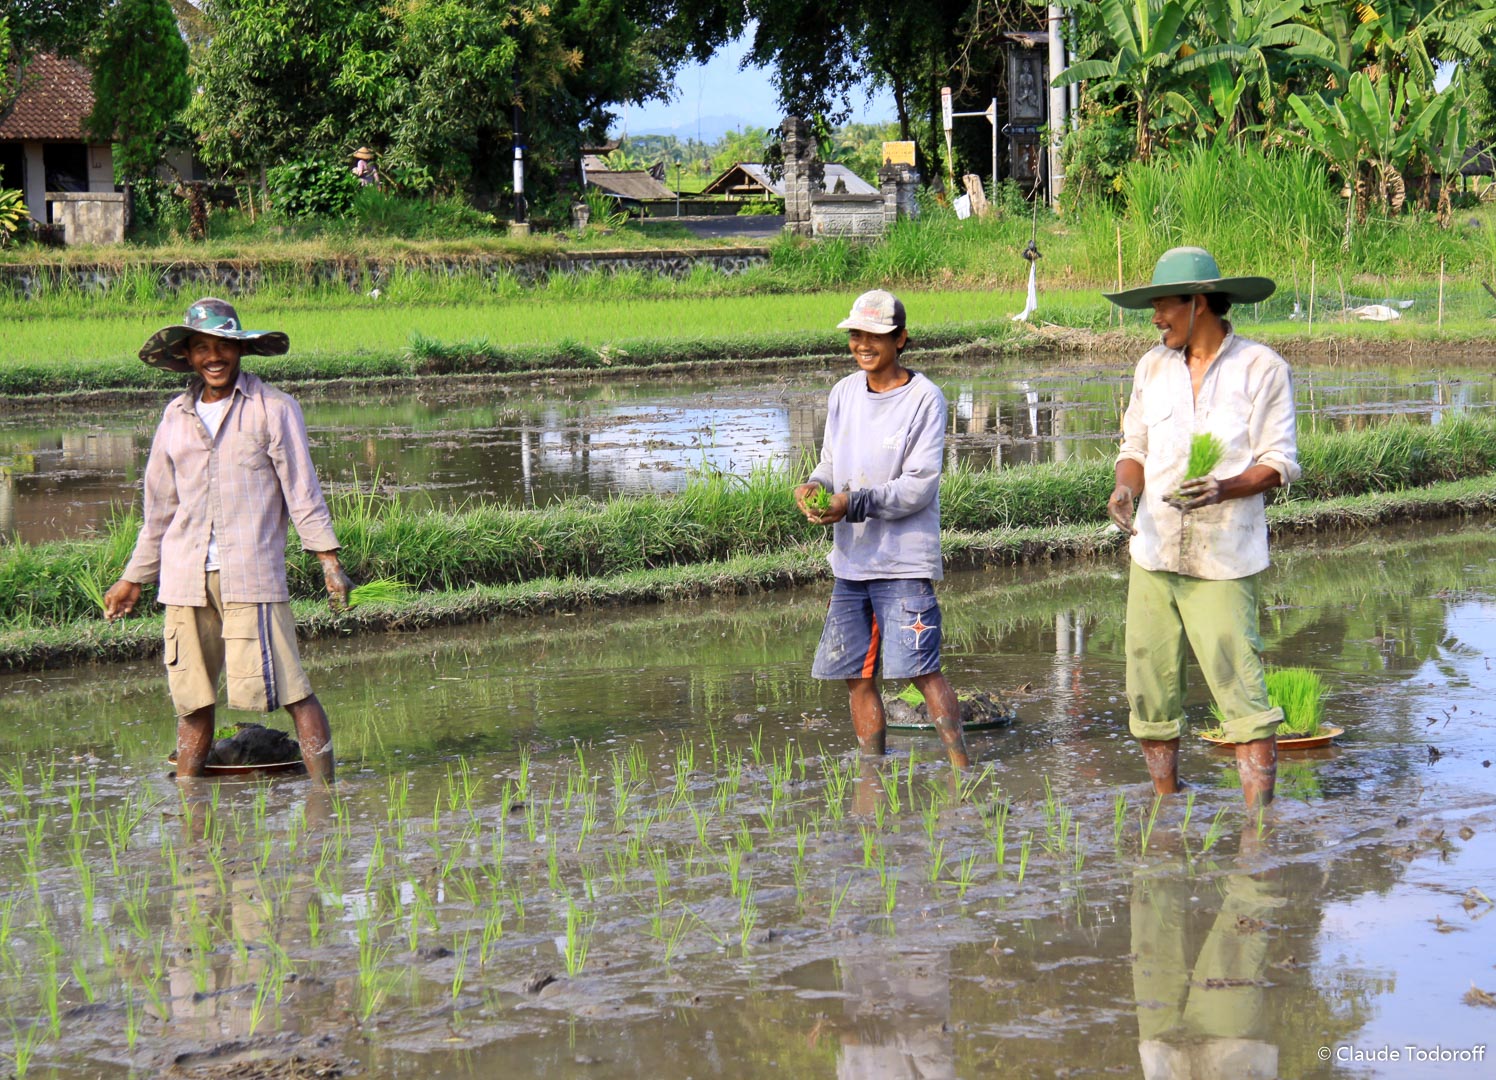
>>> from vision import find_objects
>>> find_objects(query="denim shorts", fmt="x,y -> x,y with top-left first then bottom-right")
812,577 -> 944,681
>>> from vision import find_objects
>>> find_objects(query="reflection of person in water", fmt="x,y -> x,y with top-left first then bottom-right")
836,949 -> 956,1080
1131,852 -> 1285,1079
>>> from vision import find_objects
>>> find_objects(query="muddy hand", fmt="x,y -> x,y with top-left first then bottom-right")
318,552 -> 353,612
103,579 -> 141,621
792,482 -> 822,517
1166,476 -> 1221,511
810,492 -> 849,525
1107,484 -> 1137,535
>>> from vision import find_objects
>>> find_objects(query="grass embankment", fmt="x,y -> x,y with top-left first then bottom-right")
6,418 -> 1496,669
0,289 -> 1078,395
6,282 -> 1496,400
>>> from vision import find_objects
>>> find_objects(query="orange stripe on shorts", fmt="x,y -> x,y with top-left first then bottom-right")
861,614 -> 880,678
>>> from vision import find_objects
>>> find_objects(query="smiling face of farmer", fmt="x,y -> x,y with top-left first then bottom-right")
186,332 -> 243,402
1151,294 -> 1209,352
848,327 -> 908,381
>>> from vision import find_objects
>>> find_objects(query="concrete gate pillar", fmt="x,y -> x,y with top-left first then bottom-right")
781,117 -> 814,237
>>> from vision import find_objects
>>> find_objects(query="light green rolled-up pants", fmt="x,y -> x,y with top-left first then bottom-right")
1125,562 -> 1282,744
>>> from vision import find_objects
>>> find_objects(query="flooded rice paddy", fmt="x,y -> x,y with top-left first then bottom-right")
3,355 -> 1493,544
1,522 -> 1494,1077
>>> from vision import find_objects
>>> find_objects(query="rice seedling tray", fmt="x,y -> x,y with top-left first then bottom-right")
1199,725 -> 1344,751
166,752 -> 306,777
886,716 -> 1014,733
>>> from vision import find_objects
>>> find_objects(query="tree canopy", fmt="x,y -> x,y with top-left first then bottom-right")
85,0 -> 192,181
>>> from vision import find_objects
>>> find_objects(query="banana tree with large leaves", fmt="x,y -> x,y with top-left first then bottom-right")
1173,0 -> 1339,137
1411,73 -> 1470,226
1288,68 -> 1450,246
1348,0 -> 1496,91
1052,0 -> 1198,160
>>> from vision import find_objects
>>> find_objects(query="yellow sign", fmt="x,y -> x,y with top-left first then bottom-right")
881,141 -> 916,167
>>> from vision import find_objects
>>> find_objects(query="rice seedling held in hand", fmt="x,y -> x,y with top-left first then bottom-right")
347,577 -> 414,608
1173,433 -> 1225,502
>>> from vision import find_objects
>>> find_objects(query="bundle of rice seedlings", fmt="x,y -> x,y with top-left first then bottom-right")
348,577 -> 414,608
1183,432 -> 1225,482
71,569 -> 111,615
807,485 -> 831,513
1207,665 -> 1324,737
1266,666 -> 1324,737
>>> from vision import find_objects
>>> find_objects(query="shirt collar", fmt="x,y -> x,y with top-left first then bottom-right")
1164,321 -> 1236,369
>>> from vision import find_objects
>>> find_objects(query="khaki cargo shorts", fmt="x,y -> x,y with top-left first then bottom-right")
163,571 -> 313,717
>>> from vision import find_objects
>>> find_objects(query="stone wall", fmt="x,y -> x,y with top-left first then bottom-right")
47,192 -> 126,246
810,195 -> 886,239
0,248 -> 772,300
879,165 -> 921,224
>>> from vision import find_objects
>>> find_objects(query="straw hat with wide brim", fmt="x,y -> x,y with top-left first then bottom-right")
1102,246 -> 1276,309
352,147 -> 376,161
140,298 -> 289,373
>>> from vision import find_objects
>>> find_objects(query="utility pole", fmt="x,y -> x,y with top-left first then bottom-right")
1046,5 -> 1069,204
512,104 -> 527,227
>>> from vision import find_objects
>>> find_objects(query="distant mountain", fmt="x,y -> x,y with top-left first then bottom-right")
609,113 -> 775,143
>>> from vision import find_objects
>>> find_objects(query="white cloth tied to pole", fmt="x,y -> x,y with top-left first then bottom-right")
1012,261 -> 1038,321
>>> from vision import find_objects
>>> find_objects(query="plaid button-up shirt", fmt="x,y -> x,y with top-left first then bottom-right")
1117,328 -> 1300,580
123,371 -> 340,606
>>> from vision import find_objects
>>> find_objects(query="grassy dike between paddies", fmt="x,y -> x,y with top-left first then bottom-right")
7,417 -> 1496,670
8,288 -> 1496,401
8,475 -> 1496,672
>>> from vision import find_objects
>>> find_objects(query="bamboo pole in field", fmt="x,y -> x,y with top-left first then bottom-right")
1338,274 -> 1347,322
1439,257 -> 1445,330
1116,226 -> 1123,327
1308,261 -> 1315,334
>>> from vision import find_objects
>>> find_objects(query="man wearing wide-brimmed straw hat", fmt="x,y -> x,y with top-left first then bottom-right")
103,299 -> 351,783
1103,247 -> 1301,807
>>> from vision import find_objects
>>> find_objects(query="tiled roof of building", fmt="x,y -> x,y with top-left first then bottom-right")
702,163 -> 877,198
586,170 -> 676,201
0,53 -> 96,141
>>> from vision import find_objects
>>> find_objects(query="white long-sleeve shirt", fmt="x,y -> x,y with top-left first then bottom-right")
1117,328 -> 1300,580
808,370 -> 945,580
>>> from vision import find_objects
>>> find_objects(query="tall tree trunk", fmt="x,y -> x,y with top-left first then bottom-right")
883,64 -> 911,141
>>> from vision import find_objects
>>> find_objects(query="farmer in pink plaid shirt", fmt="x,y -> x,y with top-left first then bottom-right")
104,299 -> 352,783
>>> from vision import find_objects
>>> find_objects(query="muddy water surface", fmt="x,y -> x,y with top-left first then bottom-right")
1,523 -> 1494,1077
3,356 -> 1491,544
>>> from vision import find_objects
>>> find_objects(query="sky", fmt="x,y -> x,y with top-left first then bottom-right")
612,31 -> 897,142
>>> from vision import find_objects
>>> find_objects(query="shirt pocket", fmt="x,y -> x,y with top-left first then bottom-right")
1142,400 -> 1174,431
236,430 -> 273,472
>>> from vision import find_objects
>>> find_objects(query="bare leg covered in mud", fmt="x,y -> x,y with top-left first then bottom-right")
847,677 -> 887,757
1139,738 -> 1181,795
286,695 -> 336,784
175,705 -> 215,778
1235,737 -> 1276,808
911,671 -> 970,768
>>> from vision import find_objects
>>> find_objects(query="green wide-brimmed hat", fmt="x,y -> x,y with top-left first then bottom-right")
140,298 -> 290,373
1102,246 -> 1276,309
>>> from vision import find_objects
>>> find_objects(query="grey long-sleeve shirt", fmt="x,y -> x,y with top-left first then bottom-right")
808,370 -> 945,580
